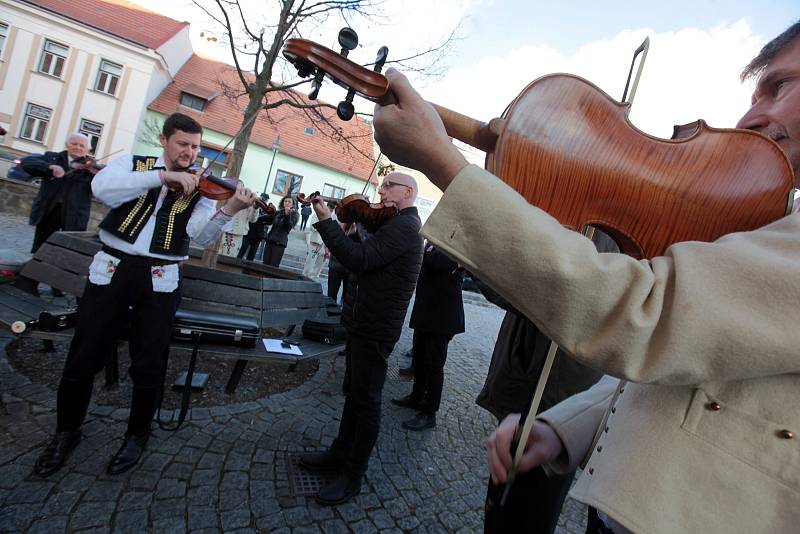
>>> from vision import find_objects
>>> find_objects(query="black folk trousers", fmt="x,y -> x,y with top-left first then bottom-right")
409,331 -> 453,415
57,252 -> 181,435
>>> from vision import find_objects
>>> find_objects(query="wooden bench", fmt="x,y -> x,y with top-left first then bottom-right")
1,231 -> 344,392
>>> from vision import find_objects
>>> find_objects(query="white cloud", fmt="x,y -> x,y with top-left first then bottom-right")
413,20 -> 764,139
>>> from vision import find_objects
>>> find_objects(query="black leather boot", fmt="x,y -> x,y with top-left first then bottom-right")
402,412 -> 437,431
391,394 -> 421,409
315,472 -> 361,506
299,450 -> 344,473
107,432 -> 149,475
33,430 -> 82,477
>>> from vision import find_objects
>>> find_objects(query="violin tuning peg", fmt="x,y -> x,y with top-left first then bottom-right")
373,46 -> 389,73
338,27 -> 358,57
337,100 -> 355,121
308,69 -> 325,100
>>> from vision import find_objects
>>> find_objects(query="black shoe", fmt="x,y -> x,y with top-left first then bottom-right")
398,366 -> 414,377
390,394 -> 420,409
107,432 -> 149,475
34,430 -> 82,477
315,473 -> 361,506
299,451 -> 343,473
402,412 -> 436,431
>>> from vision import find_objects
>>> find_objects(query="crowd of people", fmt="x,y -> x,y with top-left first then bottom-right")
16,17 -> 800,533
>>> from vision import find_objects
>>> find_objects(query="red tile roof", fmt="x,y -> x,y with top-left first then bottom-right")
148,54 -> 376,182
21,0 -> 188,49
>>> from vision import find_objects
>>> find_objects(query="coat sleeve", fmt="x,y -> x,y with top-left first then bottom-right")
315,216 -> 417,275
422,164 -> 800,385
20,152 -> 60,178
538,375 -> 618,474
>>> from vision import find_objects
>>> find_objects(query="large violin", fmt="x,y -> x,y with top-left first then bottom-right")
283,28 -> 796,511
299,191 -> 398,233
283,31 -> 794,259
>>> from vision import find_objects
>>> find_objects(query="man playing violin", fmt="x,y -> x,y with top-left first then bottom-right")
34,112 -> 259,477
300,172 -> 424,505
372,21 -> 800,534
19,133 -> 95,257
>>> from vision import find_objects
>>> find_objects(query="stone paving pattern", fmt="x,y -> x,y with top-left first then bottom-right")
0,214 -> 587,533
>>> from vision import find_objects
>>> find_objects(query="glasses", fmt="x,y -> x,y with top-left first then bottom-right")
379,180 -> 412,191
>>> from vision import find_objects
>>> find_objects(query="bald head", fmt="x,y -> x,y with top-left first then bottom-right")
379,171 -> 418,210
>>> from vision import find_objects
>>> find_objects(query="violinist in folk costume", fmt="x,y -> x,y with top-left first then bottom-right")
299,172 -> 423,506
372,21 -> 800,534
34,113 -> 259,477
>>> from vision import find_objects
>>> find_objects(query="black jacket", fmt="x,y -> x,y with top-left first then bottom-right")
22,151 -> 93,230
246,210 -> 274,241
409,244 -> 465,336
266,209 -> 298,246
475,230 -> 618,420
315,207 -> 423,342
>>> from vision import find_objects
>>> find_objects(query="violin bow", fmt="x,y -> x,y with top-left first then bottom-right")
499,38 -> 652,507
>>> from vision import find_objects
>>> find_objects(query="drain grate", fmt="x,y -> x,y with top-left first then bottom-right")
285,452 -> 339,496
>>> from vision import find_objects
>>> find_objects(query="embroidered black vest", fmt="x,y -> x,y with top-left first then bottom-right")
98,155 -> 202,256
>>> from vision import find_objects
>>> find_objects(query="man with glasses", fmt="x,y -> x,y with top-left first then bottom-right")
300,172 -> 424,505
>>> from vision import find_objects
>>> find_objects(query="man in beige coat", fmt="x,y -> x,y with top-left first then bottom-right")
371,21 -> 800,534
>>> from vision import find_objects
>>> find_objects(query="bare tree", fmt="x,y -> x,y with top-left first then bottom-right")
192,0 -> 458,178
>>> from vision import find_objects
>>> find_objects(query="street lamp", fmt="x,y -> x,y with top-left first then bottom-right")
263,135 -> 281,194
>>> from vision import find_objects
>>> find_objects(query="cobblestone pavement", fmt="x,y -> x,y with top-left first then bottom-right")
0,214 -> 587,533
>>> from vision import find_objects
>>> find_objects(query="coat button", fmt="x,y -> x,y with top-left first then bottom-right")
778,429 -> 794,439
611,407 -> 616,414
706,402 -> 721,411
619,386 -> 625,394
604,426 -> 609,433
596,445 -> 603,452
588,467 -> 594,475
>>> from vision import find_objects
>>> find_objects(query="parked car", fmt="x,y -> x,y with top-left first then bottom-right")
7,158 -> 40,185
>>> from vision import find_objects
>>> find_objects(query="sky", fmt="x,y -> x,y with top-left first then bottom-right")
129,0 -> 797,142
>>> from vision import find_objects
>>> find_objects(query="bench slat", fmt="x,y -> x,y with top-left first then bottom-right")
262,278 -> 322,293
0,286 -> 61,318
181,278 -> 262,308
47,231 -> 103,256
20,261 -> 87,297
34,243 -> 93,276
263,291 -> 325,309
262,309 -> 325,327
182,263 -> 262,290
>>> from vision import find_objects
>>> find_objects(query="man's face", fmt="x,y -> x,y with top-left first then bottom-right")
160,130 -> 201,171
378,173 -> 413,206
737,38 -> 800,184
65,137 -> 88,159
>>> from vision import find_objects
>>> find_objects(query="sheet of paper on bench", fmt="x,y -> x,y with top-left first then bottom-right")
263,338 -> 303,355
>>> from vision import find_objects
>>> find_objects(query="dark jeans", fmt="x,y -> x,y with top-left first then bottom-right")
409,331 -> 452,414
262,241 -> 286,267
237,237 -> 262,261
300,212 -> 311,230
329,333 -> 394,477
327,267 -> 348,303
57,252 -> 182,435
484,466 -> 575,534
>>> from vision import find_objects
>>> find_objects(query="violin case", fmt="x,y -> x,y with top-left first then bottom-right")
302,315 -> 346,345
172,308 -> 260,348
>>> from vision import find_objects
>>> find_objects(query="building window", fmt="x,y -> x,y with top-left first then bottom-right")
180,92 -> 206,112
272,170 -> 303,197
20,103 -> 52,143
322,183 -> 345,200
304,127 -> 315,135
415,196 -> 435,224
0,23 -> 8,57
79,119 -> 103,155
39,39 -> 69,78
95,60 -> 122,95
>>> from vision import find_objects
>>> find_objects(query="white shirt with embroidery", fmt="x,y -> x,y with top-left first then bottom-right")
91,155 -> 233,260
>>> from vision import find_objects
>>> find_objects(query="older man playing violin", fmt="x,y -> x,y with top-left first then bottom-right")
33,112 -> 259,478
299,172 -> 424,505
371,20 -> 800,534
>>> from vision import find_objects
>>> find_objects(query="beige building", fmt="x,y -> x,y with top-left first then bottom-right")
0,0 -> 192,158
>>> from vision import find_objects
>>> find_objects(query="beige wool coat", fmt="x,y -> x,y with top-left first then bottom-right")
422,164 -> 800,534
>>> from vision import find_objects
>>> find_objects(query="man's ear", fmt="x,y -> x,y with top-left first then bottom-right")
159,133 -> 167,148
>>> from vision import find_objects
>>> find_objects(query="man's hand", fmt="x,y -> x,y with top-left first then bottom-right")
373,69 -> 468,191
486,414 -> 564,485
224,182 -> 257,214
311,196 -> 331,221
49,165 -> 65,178
161,171 -> 199,195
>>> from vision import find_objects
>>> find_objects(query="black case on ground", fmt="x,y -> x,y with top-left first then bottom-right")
301,316 -> 346,345
172,308 -> 260,348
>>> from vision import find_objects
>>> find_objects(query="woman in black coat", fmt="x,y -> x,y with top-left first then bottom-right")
263,195 -> 299,267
